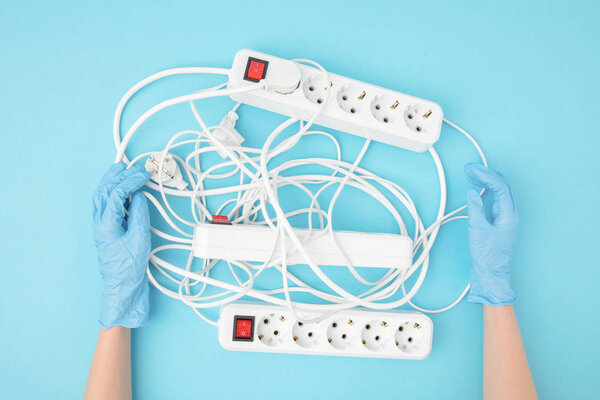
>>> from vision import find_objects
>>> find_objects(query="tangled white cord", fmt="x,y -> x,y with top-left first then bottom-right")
113,63 -> 487,326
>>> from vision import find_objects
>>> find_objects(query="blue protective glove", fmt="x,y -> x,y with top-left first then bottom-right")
464,163 -> 519,306
92,162 -> 151,328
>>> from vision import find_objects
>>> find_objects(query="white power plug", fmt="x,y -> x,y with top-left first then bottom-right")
144,152 -> 188,190
263,58 -> 301,94
212,111 -> 245,158
227,49 -> 443,152
219,302 -> 433,360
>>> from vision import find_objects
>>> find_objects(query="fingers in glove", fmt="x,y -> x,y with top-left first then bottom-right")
102,170 -> 150,231
464,163 -> 517,225
466,189 -> 490,227
93,163 -> 147,218
127,192 -> 150,233
98,162 -> 126,187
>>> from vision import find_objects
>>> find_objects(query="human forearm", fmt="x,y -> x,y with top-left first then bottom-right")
84,164 -> 151,399
464,164 -> 536,399
84,327 -> 132,400
483,305 -> 536,400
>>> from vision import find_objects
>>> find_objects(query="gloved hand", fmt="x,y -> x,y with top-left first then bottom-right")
464,163 -> 519,306
92,162 -> 151,328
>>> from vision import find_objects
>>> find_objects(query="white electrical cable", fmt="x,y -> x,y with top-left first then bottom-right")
112,63 -> 487,325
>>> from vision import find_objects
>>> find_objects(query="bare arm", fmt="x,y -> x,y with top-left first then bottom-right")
84,327 -> 131,400
484,305 -> 537,400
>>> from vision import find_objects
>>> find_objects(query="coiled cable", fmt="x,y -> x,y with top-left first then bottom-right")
112,62 -> 487,325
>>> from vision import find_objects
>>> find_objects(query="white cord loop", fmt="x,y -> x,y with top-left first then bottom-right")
113,64 -> 486,325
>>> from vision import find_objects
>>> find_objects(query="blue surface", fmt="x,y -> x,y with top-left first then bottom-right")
1,1 -> 599,399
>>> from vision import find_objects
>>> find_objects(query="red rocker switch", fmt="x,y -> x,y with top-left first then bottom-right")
244,57 -> 268,82
233,316 -> 254,341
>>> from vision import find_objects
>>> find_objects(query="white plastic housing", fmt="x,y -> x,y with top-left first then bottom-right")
192,223 -> 413,268
227,49 -> 443,152
218,302 -> 433,360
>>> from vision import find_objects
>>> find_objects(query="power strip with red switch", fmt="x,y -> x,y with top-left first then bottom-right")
219,302 -> 433,360
112,49 -> 488,360
227,49 -> 443,152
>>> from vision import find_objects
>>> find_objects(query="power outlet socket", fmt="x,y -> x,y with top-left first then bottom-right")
227,49 -> 443,152
218,302 -> 433,360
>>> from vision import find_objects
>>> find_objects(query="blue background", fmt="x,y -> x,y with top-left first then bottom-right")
1,1 -> 599,399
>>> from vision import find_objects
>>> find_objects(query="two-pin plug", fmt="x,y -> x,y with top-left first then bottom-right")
144,152 -> 188,190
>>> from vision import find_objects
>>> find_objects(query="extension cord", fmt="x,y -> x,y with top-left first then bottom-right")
218,302 -> 433,360
227,49 -> 443,152
112,50 -> 488,349
193,222 -> 413,268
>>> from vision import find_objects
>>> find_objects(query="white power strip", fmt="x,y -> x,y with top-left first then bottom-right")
227,49 -> 443,152
113,49 -> 486,360
218,302 -> 433,360
193,222 -> 413,268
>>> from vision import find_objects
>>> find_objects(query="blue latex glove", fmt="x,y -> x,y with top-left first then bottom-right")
464,163 -> 519,306
92,162 -> 151,328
